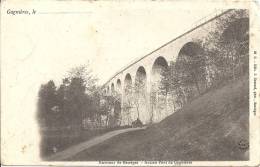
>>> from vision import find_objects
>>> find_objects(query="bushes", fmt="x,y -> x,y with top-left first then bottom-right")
132,118 -> 143,128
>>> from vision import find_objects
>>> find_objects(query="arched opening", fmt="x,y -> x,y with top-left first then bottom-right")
175,42 -> 206,102
123,73 -> 133,125
116,79 -> 121,92
108,82 -> 121,126
151,56 -> 168,89
111,83 -> 115,93
124,74 -> 132,95
134,66 -> 147,124
107,86 -> 110,94
115,79 -> 122,123
151,56 -> 169,123
178,42 -> 202,57
135,66 -> 147,90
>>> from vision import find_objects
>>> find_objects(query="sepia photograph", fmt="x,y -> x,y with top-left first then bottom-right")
1,0 -> 259,166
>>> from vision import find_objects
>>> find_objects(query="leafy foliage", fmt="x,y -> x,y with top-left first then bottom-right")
38,65 -> 100,132
159,10 -> 249,109
38,80 -> 57,128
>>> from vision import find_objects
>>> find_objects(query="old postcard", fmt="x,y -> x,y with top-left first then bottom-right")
1,0 -> 260,166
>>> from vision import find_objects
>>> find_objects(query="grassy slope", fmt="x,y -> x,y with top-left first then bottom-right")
69,75 -> 249,161
41,125 -> 132,158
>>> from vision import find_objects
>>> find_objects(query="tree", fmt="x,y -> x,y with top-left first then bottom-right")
64,64 -> 98,130
67,64 -> 98,93
159,10 -> 249,110
43,64 -> 99,131
100,92 -> 121,127
37,80 -> 57,129
89,87 -> 103,127
67,77 -> 91,130
56,78 -> 70,127
175,42 -> 207,97
160,61 -> 186,111
133,78 -> 146,121
122,84 -> 134,125
201,10 -> 249,86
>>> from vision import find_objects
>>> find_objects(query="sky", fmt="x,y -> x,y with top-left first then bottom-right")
1,0 -> 251,164
2,1 -> 217,86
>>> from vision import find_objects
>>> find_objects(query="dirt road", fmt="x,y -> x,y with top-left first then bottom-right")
46,127 -> 146,161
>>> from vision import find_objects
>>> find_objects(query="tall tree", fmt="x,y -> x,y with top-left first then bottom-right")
67,64 -> 98,93
37,80 -> 57,129
201,10 -> 249,85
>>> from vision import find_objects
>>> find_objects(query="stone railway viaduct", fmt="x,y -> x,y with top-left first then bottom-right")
102,9 -> 248,125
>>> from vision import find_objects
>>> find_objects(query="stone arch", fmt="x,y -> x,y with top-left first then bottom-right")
124,73 -> 132,94
150,56 -> 169,123
151,56 -> 168,88
134,66 -> 148,124
135,66 -> 147,89
122,73 -> 133,125
116,79 -> 121,92
111,83 -> 115,93
107,86 -> 110,94
177,42 -> 202,58
176,41 -> 205,101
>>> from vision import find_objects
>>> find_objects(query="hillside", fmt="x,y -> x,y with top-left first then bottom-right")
69,75 -> 249,161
